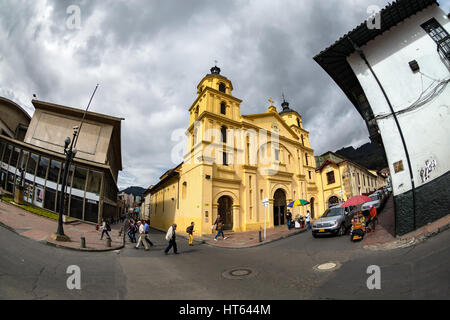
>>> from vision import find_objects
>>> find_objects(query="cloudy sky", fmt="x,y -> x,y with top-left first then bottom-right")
1,0 -> 449,189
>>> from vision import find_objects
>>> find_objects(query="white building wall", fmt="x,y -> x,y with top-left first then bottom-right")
347,4 -> 450,196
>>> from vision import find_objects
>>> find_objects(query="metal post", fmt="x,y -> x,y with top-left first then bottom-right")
264,205 -> 267,241
80,236 -> 86,248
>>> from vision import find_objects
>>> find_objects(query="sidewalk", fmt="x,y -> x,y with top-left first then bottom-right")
363,195 -> 450,250
201,225 -> 307,248
0,199 -> 123,251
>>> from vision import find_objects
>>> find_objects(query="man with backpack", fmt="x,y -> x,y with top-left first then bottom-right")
186,222 -> 195,246
213,215 -> 227,241
100,219 -> 111,240
165,224 -> 178,255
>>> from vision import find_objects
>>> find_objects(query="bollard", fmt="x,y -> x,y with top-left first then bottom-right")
80,236 -> 86,248
106,238 -> 111,247
259,230 -> 262,242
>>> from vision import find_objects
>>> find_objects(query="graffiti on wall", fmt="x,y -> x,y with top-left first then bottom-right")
419,158 -> 437,184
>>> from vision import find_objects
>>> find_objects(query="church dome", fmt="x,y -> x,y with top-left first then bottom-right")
279,99 -> 300,116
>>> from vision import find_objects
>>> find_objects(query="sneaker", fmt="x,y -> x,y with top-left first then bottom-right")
145,248 -> 149,251
223,237 -> 228,240
214,238 -> 218,241
135,247 -> 138,249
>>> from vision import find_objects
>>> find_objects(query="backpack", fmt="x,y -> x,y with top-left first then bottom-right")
106,223 -> 111,231
186,226 -> 190,233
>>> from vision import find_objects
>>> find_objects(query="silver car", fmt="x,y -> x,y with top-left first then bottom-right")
361,193 -> 381,211
312,204 -> 356,238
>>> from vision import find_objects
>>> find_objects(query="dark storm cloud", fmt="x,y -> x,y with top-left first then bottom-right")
0,0 -> 402,189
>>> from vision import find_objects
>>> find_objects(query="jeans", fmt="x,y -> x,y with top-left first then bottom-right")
165,239 -> 178,254
127,231 -> 136,243
214,229 -> 225,239
101,230 -> 110,239
307,221 -> 311,230
287,220 -> 291,229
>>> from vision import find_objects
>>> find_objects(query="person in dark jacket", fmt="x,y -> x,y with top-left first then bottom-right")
286,210 -> 292,229
186,222 -> 195,246
164,224 -> 178,255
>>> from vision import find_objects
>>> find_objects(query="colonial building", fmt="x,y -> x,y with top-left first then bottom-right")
148,66 -> 319,236
314,0 -> 449,235
315,151 -> 387,210
0,97 -> 123,224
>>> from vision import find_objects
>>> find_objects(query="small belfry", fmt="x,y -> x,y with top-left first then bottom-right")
147,65 -> 320,237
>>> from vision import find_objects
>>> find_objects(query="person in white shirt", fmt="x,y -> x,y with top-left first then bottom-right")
306,210 -> 311,230
135,221 -> 149,251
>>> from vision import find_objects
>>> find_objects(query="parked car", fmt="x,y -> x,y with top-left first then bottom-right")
312,204 -> 357,238
361,193 -> 381,211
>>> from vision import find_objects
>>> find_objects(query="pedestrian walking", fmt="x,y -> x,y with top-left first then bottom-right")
367,205 -> 378,231
186,222 -> 195,246
100,219 -> 111,240
127,219 -> 137,243
213,215 -> 227,241
143,220 -> 154,247
135,221 -> 149,251
164,224 -> 178,255
306,210 -> 311,231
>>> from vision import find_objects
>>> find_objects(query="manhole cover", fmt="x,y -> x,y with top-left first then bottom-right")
222,267 -> 258,280
313,261 -> 341,272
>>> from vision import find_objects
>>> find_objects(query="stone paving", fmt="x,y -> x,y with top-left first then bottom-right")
363,194 -> 450,251
201,224 -> 307,248
0,199 -> 123,251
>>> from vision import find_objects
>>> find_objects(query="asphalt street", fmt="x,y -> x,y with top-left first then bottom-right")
0,224 -> 448,300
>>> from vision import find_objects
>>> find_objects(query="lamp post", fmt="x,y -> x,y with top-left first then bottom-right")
53,127 -> 78,241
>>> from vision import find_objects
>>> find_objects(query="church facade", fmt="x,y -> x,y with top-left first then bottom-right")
148,66 -> 320,236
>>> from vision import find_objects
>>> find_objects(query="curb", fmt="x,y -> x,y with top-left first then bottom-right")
149,226 -> 206,245
0,219 -> 125,253
363,220 -> 450,251
202,227 -> 308,249
45,239 -> 124,252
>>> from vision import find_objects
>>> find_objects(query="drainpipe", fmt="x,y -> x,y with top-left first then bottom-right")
349,37 -> 416,230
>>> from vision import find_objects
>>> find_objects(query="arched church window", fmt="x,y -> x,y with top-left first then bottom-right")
297,118 -> 301,128
220,102 -> 226,115
219,83 -> 226,93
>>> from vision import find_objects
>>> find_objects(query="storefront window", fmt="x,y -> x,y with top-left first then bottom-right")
2,144 -> 12,165
26,153 -> 38,175
84,199 -> 99,223
69,194 -> 84,220
33,184 -> 44,208
47,160 -> 61,183
44,187 -> 56,211
0,142 -> 5,161
10,147 -> 20,169
72,166 -> 87,195
36,156 -> 49,180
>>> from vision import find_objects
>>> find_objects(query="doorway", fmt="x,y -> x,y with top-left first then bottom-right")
218,196 -> 233,230
328,196 -> 339,207
273,189 -> 286,226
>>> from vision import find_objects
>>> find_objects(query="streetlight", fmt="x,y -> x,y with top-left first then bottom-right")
52,126 -> 78,241
51,84 -> 99,242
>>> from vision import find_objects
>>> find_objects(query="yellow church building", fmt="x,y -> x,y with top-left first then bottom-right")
148,66 -> 320,237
